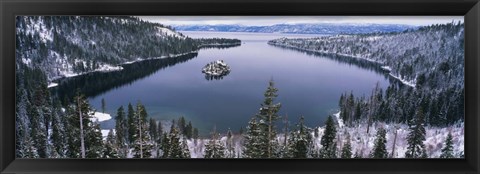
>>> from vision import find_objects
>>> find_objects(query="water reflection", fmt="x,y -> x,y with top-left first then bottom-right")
199,44 -> 241,50
204,71 -> 230,81
51,53 -> 198,104
50,32 -> 397,134
51,45 -> 242,104
269,44 -> 408,89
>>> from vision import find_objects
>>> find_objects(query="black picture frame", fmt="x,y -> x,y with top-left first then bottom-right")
1,0 -> 479,173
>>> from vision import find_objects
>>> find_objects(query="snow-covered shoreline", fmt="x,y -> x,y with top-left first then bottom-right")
198,43 -> 241,47
91,112 -> 113,139
91,112 -> 112,122
47,83 -> 58,88
269,42 -> 380,64
48,51 -> 199,87
49,64 -> 124,84
388,73 -> 416,88
122,50 -> 199,65
381,66 -> 392,71
268,42 -> 417,88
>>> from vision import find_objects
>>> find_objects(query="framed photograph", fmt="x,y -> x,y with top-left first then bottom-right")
1,0 -> 479,173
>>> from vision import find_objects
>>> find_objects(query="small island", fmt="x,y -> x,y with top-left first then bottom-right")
202,60 -> 231,77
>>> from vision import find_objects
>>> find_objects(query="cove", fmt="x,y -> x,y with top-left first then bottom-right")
53,31 -> 394,136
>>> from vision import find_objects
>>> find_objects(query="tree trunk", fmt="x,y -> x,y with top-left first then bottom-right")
78,97 -> 86,158
391,126 -> 398,158
268,111 -> 272,158
139,110 -> 143,158
283,114 -> 288,146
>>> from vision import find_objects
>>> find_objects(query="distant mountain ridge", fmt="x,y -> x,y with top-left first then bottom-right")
173,23 -> 418,35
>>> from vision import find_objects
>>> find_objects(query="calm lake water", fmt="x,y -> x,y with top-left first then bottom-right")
82,31 -> 391,136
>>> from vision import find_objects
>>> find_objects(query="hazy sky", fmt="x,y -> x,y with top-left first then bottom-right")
137,16 -> 464,26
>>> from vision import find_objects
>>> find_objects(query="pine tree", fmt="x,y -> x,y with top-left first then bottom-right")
192,128 -> 199,145
287,116 -> 311,158
440,132 -> 454,158
127,103 -> 136,144
320,115 -> 337,158
354,102 -> 362,121
157,121 -> 163,144
101,98 -> 106,113
30,86 -> 50,158
225,128 -> 235,158
371,127 -> 388,158
160,132 -> 170,158
422,148 -> 428,158
15,86 -> 34,158
114,106 -> 128,158
51,102 -> 67,158
65,106 -> 79,158
405,107 -> 427,158
163,126 -> 190,158
204,128 -> 226,158
341,133 -> 352,158
23,136 -> 40,158
149,118 -> 158,144
103,129 -> 119,158
65,92 -> 103,158
243,118 -> 263,158
85,120 -> 105,158
255,79 -> 282,158
185,121 -> 193,139
132,102 -> 153,158
178,116 -> 186,135
181,137 -> 191,158
354,151 -> 362,158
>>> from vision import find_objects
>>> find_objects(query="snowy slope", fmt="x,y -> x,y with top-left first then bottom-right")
325,112 -> 464,158
183,111 -> 464,158
16,16 -> 195,82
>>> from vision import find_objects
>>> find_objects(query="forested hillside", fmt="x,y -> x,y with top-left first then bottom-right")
268,22 -> 464,90
269,22 -> 464,127
15,16 -> 240,81
15,17 -> 463,159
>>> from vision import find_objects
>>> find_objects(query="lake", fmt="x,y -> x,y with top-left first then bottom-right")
61,31 -> 393,136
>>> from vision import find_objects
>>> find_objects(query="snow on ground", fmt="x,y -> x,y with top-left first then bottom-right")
381,66 -> 392,71
47,83 -> 58,88
185,133 -> 244,158
389,73 -> 416,88
365,36 -> 384,41
187,139 -> 206,158
23,17 -> 53,43
122,50 -> 198,65
333,111 -> 344,129
313,111 -> 464,158
101,129 -> 116,140
101,130 -> 111,139
91,112 -> 112,122
21,58 -> 31,65
51,61 -> 123,81
182,111 -> 463,158
96,64 -> 124,72
156,26 -> 184,38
